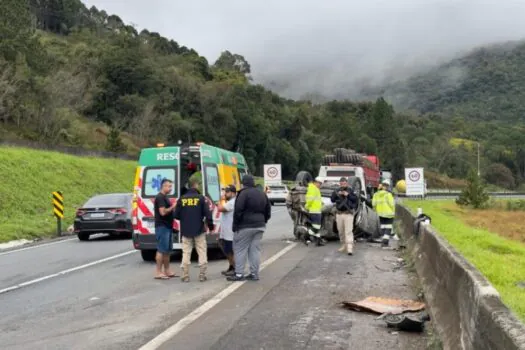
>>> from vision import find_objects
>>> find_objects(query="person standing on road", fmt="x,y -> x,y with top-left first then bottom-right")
217,185 -> 237,277
305,177 -> 325,246
153,179 -> 178,280
331,177 -> 358,255
174,177 -> 214,282
227,175 -> 272,282
373,179 -> 396,247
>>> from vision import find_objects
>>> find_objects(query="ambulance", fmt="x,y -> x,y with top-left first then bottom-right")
131,142 -> 248,261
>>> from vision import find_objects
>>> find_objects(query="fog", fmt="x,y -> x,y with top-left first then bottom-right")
83,0 -> 525,99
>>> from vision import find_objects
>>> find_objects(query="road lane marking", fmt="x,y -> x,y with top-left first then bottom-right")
0,250 -> 137,295
0,238 -> 77,256
139,241 -> 299,350
0,208 -> 285,256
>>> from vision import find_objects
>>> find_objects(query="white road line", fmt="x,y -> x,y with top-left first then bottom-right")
0,250 -> 137,295
139,242 -> 298,350
0,238 -> 77,256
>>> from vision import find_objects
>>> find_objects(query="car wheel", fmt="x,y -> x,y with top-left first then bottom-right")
77,232 -> 90,241
141,250 -> 157,262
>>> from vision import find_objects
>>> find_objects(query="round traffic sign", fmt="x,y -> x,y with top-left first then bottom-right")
267,166 -> 279,178
408,170 -> 421,182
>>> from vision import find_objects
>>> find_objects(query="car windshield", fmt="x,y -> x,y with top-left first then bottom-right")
84,194 -> 130,207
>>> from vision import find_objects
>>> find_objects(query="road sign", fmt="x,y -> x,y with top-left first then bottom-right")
404,168 -> 425,197
53,191 -> 64,218
264,164 -> 282,185
52,191 -> 64,236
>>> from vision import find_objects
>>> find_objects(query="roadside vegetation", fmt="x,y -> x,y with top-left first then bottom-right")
3,1 -> 525,188
0,146 -> 135,243
404,200 -> 525,322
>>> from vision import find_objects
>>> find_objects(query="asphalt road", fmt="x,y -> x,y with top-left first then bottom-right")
0,206 -> 428,350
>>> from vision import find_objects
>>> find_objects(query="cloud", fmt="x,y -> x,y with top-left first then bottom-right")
83,0 -> 525,98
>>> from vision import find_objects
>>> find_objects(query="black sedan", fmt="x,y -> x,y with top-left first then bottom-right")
74,193 -> 133,241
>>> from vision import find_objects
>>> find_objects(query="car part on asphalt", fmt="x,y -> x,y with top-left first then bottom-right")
341,296 -> 426,315
380,311 -> 430,332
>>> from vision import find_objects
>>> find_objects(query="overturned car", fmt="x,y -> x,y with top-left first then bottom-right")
286,171 -> 381,242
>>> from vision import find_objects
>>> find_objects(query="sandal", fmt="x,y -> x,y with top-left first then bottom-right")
154,275 -> 170,280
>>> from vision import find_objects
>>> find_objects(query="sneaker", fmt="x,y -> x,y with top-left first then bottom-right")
227,274 -> 245,282
221,267 -> 234,276
393,234 -> 400,241
245,274 -> 259,281
223,269 -> 235,277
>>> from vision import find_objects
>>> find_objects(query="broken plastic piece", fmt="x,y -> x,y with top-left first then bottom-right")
342,297 -> 425,315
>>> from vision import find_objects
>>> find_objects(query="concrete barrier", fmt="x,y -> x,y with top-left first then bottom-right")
396,205 -> 525,350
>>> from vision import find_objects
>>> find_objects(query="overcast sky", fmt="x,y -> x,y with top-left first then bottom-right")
82,0 -> 525,98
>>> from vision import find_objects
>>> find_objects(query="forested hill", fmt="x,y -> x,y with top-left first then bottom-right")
2,0 -> 525,190
365,40 -> 525,122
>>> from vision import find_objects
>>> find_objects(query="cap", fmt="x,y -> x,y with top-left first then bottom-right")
381,179 -> 390,185
315,176 -> 323,183
339,177 -> 348,182
223,184 -> 237,193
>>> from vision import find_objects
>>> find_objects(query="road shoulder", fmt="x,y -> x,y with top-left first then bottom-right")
160,242 -> 429,350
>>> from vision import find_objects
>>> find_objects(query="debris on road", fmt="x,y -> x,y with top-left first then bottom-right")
341,296 -> 425,315
378,312 -> 430,332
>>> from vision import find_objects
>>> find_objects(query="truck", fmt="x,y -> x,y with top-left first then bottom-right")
286,149 -> 382,243
317,148 -> 381,199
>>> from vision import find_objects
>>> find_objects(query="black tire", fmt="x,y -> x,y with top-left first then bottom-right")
334,148 -> 345,163
77,232 -> 90,241
295,171 -> 313,185
141,250 -> 157,262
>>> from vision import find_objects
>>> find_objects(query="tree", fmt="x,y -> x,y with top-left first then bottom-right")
456,170 -> 489,209
213,50 -> 251,75
105,127 -> 126,153
484,163 -> 515,189
0,0 -> 34,62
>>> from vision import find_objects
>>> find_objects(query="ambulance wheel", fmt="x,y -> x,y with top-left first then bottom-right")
141,250 -> 156,262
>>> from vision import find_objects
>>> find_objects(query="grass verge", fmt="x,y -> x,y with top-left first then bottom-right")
404,200 -> 525,322
0,146 -> 136,243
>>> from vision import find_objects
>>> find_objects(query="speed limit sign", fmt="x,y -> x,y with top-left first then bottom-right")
404,167 -> 425,196
264,164 -> 282,185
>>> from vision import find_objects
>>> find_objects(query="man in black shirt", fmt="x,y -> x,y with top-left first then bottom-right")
154,179 -> 177,280
174,177 -> 214,282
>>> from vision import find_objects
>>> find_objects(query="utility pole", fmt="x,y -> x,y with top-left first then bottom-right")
477,142 -> 481,177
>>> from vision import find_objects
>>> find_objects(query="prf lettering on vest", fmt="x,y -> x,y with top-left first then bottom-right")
181,198 -> 200,206
156,152 -> 178,161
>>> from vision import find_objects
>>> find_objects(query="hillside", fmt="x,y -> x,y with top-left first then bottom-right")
367,40 -> 525,122
0,147 -> 136,242
2,0 -> 525,190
